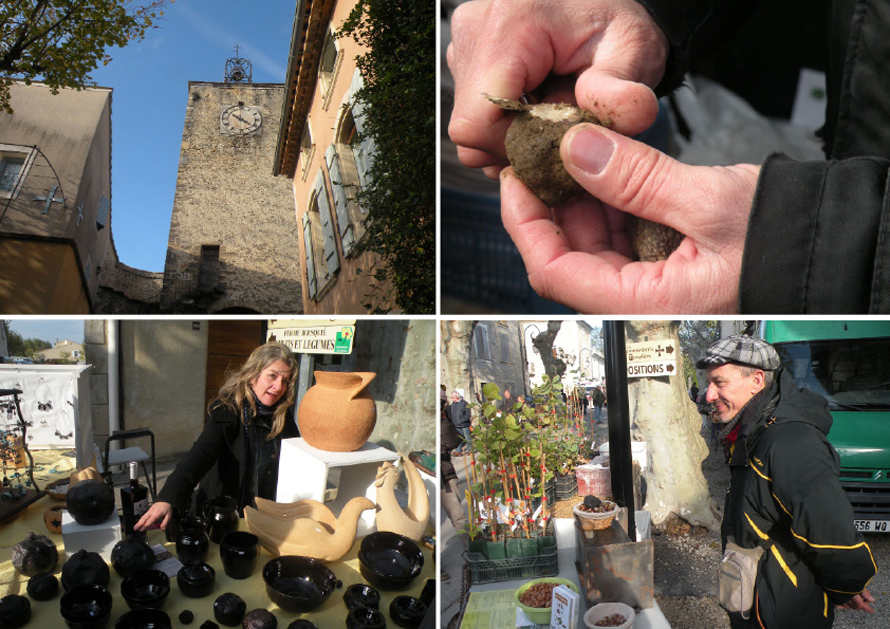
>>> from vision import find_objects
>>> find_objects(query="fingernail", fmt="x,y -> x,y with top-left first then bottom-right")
567,126 -> 614,175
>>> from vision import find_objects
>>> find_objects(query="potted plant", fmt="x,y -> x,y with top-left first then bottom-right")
462,377 -> 581,563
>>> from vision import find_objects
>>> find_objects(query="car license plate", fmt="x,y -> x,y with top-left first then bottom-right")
854,520 -> 890,532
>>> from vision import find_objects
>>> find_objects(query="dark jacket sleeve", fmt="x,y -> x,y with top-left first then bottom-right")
739,154 -> 890,313
157,404 -> 239,510
767,426 -> 877,604
634,0 -> 763,95
441,416 -> 461,484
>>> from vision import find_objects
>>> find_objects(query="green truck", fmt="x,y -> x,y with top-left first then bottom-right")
763,321 -> 890,532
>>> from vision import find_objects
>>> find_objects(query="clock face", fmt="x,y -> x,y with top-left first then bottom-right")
220,105 -> 262,135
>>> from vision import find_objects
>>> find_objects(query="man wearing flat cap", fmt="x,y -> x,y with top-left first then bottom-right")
700,335 -> 877,628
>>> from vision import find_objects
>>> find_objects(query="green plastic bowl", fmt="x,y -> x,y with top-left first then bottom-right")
514,577 -> 579,625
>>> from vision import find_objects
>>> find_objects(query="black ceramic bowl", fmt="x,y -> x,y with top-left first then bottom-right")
120,570 -> 170,610
177,561 -> 216,598
389,595 -> 427,629
114,608 -> 172,629
261,556 -> 341,613
346,606 -> 386,629
343,583 -> 380,610
358,532 -> 424,591
60,584 -> 114,629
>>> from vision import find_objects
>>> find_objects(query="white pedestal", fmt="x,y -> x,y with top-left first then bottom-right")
61,510 -> 121,560
276,438 -> 401,536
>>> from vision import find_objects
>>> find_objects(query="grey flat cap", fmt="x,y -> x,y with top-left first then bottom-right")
696,335 -> 781,370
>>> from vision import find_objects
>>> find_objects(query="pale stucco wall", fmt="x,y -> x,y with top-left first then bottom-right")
2,82 -> 113,312
120,321 -> 209,460
289,0 -> 395,314
86,320 -> 209,462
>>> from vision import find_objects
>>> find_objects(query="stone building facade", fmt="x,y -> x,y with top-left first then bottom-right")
160,81 -> 302,313
275,0 -> 393,314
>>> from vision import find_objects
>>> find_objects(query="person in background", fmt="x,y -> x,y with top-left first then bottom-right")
440,395 -> 469,582
591,385 -> 606,424
447,389 -> 472,455
498,388 -> 513,412
135,342 -> 299,531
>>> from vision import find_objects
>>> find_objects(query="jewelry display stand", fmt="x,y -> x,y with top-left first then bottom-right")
276,438 -> 400,536
0,388 -> 44,523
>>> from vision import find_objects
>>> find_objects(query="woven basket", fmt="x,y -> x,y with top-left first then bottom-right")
573,502 -> 619,533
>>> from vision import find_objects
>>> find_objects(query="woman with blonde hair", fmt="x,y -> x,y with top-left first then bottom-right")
135,341 -> 299,532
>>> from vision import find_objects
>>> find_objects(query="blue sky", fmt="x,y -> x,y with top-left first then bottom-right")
91,0 -> 296,272
7,319 -> 85,344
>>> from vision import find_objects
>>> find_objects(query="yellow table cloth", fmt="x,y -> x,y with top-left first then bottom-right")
0,493 -> 435,627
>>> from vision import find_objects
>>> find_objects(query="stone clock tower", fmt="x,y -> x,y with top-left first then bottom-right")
160,53 -> 302,313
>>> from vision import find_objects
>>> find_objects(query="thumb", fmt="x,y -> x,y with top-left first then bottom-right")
560,123 -> 690,227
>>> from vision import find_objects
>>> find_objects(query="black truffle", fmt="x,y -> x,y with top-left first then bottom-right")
26,572 -> 59,601
583,495 -> 602,509
625,215 -> 684,262
243,609 -> 277,629
286,621 -> 317,629
0,594 -> 31,629
213,592 -> 246,626
485,95 -> 604,208
201,622 -> 220,629
180,609 -> 195,624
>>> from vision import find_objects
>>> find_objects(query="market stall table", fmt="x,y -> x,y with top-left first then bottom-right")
0,493 -> 435,627
460,519 -> 671,629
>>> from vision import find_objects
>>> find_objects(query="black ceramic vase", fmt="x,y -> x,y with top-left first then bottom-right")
219,531 -> 260,580
204,496 -> 239,544
175,528 -> 209,564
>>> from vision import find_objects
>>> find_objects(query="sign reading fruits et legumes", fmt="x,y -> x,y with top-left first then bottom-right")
266,319 -> 356,354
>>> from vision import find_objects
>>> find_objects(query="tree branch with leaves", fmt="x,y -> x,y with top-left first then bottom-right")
0,0 -> 172,113
338,0 -> 435,314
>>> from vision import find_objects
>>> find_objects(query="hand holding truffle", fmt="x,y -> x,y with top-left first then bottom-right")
447,0 -> 668,175
501,124 -> 760,313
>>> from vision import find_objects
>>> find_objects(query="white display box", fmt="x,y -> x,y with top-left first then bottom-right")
61,510 -> 121,560
276,438 -> 400,536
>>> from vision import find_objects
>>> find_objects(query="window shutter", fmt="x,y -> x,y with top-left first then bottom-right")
325,145 -> 354,255
349,69 -> 376,186
302,214 -> 317,299
314,171 -> 340,279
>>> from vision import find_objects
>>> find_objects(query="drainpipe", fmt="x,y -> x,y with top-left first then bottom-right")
107,320 -> 120,450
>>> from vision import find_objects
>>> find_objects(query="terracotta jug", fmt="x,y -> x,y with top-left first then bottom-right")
298,371 -> 377,451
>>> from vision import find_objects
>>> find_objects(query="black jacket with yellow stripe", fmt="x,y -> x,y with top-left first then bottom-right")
722,369 -> 877,628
